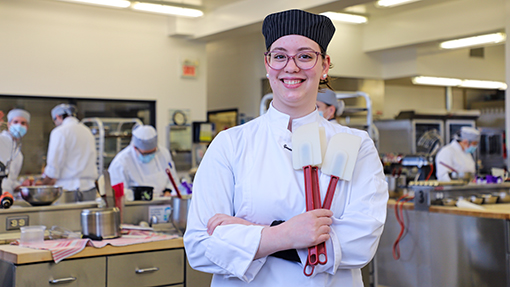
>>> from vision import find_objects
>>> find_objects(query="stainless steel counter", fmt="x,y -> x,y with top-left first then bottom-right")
375,201 -> 509,287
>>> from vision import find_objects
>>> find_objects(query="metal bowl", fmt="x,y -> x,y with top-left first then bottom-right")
20,186 -> 63,206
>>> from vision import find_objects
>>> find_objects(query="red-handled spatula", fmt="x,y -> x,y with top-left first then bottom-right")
317,132 -> 362,264
291,122 -> 323,276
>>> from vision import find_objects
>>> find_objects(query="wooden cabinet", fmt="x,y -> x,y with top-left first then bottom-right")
0,248 -> 186,287
107,249 -> 184,287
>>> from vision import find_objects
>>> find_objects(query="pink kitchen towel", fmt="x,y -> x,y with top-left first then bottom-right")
11,230 -> 179,263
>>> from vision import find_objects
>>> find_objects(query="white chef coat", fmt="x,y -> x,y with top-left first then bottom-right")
183,104 -> 388,287
108,144 -> 178,200
44,117 -> 98,191
435,140 -> 475,181
0,131 -> 23,192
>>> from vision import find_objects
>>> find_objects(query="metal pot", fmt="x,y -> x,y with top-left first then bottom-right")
481,194 -> 498,204
172,197 -> 191,233
81,207 -> 121,240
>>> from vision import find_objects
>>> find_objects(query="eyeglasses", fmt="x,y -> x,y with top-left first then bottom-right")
264,50 -> 322,70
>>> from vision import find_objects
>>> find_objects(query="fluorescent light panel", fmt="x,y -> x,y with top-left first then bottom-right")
440,33 -> 506,49
459,80 -> 507,90
376,0 -> 421,8
412,76 -> 461,87
412,76 -> 507,90
321,12 -> 367,24
58,0 -> 130,8
132,2 -> 203,17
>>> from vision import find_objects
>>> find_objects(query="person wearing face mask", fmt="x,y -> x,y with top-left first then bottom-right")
184,9 -> 387,286
435,126 -> 481,181
108,125 -> 179,201
316,89 -> 344,122
37,104 -> 98,202
0,109 -> 31,193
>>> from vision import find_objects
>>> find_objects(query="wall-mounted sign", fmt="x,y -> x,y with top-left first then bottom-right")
181,59 -> 198,78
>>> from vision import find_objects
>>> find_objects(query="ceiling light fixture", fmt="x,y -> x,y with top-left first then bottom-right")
459,80 -> 507,90
58,0 -> 131,8
440,33 -> 506,49
412,76 -> 506,90
132,2 -> 203,17
376,0 -> 422,8
321,12 -> 367,24
412,76 -> 462,87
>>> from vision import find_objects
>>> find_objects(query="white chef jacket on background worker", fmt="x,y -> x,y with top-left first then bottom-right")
38,104 -> 98,201
184,9 -> 388,287
316,89 -> 344,122
435,126 -> 481,181
108,125 -> 179,201
0,109 -> 31,192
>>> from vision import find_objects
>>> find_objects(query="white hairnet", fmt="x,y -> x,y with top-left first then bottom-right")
7,109 -> 30,123
460,126 -> 480,142
317,89 -> 344,116
51,104 -> 76,119
131,125 -> 157,150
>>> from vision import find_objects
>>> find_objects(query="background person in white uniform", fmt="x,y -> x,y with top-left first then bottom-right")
184,9 -> 388,287
0,109 -> 31,192
108,125 -> 179,201
435,126 -> 481,181
37,104 -> 98,201
316,89 -> 344,122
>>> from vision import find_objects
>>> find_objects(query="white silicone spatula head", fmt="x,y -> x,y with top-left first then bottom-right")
292,122 -> 322,170
322,132 -> 362,181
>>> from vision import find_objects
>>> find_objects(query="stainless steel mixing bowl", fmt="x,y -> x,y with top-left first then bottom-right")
20,186 -> 63,206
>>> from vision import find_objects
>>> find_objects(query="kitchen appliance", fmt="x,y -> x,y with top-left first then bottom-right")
132,186 -> 154,201
81,207 -> 121,240
19,186 -> 63,206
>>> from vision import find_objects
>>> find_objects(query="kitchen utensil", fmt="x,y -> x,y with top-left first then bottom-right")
439,161 -> 458,173
456,199 -> 485,210
319,132 -> 362,264
166,168 -> 182,199
495,191 -> 510,203
102,170 -> 115,208
291,122 -> 322,276
172,196 -> 191,233
442,198 -> 457,206
468,195 -> 483,205
81,207 -> 121,240
20,225 -> 46,246
20,185 -> 63,206
480,194 -> 498,204
132,186 -> 154,201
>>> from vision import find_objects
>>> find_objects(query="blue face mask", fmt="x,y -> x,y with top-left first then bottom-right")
318,111 -> 325,118
466,145 -> 477,154
138,153 -> 155,164
9,124 -> 27,138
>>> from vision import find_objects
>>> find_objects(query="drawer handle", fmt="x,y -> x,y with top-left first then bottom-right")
49,277 -> 77,284
135,267 -> 159,274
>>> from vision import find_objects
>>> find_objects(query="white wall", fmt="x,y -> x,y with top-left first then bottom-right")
0,0 -> 208,146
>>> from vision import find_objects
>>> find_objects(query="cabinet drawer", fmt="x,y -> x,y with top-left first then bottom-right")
107,249 -> 184,287
15,257 -> 106,287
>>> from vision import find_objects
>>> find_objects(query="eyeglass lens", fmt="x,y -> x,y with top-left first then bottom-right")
266,51 -> 320,70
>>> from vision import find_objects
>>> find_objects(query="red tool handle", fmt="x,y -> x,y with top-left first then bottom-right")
303,165 -> 319,267
315,174 -> 338,265
166,168 -> 182,199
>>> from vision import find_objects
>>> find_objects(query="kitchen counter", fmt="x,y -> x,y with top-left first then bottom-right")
0,237 -> 184,264
379,199 -> 509,287
388,199 -> 510,219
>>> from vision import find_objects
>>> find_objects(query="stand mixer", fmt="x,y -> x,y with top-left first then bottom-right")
0,161 -> 13,209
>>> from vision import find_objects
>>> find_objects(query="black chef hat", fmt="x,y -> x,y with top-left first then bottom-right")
262,9 -> 336,52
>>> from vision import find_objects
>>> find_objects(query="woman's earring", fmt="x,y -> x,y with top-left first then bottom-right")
323,74 -> 328,79
266,74 -> 269,78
